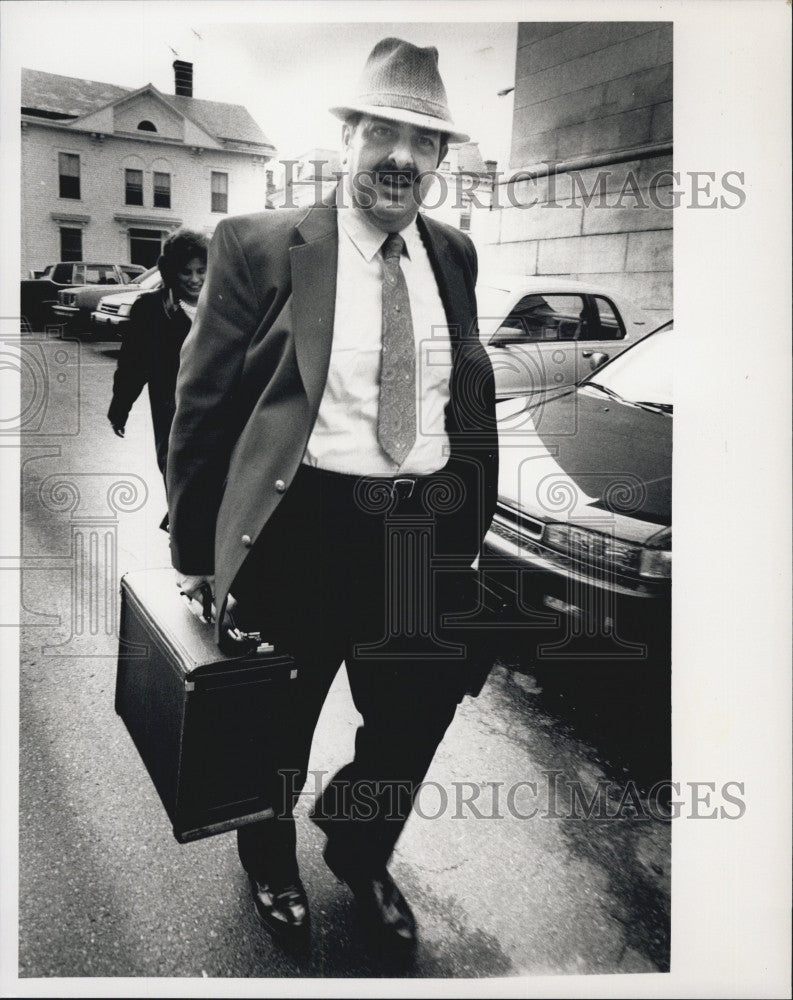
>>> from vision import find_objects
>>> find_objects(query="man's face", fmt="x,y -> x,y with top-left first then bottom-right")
342,115 -> 447,232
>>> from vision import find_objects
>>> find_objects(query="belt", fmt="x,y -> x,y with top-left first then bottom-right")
297,464 -> 447,508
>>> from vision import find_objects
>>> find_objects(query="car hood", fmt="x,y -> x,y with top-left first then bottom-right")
97,287 -> 147,306
70,282 -> 127,301
496,387 -> 671,542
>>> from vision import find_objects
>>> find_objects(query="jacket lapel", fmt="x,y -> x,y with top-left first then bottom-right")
416,213 -> 473,342
417,214 -> 495,443
289,201 -> 338,415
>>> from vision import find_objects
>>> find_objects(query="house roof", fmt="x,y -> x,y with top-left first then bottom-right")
22,69 -> 130,118
21,68 -> 274,149
166,93 -> 270,146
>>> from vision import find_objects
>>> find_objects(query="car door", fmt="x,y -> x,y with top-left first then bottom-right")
575,295 -> 631,376
487,292 -> 588,398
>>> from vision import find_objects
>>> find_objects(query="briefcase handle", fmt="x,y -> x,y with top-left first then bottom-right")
192,580 -> 214,622
181,584 -> 274,658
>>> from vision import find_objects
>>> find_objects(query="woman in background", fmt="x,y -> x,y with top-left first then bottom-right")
108,228 -> 208,502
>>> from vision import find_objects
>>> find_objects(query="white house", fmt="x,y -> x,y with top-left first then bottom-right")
21,62 -> 277,276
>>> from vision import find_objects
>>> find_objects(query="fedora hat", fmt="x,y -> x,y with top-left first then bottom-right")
330,37 -> 470,144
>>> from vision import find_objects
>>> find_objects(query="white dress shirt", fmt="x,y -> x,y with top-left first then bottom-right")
303,204 -> 453,476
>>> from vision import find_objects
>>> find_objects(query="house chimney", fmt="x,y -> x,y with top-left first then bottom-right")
173,60 -> 193,98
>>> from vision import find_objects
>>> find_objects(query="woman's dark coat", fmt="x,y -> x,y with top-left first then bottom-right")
108,288 -> 191,477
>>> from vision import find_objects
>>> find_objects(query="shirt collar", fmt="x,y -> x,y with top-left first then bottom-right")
337,189 -> 418,264
400,219 -> 422,261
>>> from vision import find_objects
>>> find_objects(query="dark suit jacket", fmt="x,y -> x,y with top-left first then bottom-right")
167,200 -> 498,637
108,289 -> 191,477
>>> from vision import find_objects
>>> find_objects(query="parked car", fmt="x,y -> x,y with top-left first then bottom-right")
92,266 -> 163,337
481,321 -> 672,664
21,262 -> 145,332
476,276 -> 653,400
52,263 -> 146,334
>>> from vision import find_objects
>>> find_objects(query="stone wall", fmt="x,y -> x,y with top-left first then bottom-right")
478,21 -> 673,324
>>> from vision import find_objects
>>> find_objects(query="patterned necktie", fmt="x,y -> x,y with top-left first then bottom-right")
378,233 -> 416,465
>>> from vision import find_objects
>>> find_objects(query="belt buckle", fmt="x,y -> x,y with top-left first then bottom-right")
391,477 -> 416,503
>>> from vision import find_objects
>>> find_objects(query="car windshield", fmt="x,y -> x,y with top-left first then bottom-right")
582,324 -> 672,409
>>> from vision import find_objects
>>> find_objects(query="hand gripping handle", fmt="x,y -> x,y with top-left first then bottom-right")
181,585 -> 274,657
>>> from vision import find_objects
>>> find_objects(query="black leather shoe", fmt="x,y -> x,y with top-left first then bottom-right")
249,876 -> 310,942
324,845 -> 417,952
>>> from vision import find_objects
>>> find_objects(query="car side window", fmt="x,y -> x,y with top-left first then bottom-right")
84,266 -> 118,285
490,294 -> 587,345
580,296 -> 626,341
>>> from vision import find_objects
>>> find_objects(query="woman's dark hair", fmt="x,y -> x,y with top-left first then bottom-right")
157,228 -> 209,292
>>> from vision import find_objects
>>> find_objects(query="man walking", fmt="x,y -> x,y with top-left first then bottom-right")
168,37 -> 498,953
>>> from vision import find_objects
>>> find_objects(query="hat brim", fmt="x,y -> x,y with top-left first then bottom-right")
330,103 -> 470,145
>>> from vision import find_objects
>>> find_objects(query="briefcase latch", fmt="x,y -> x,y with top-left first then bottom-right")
226,627 -> 274,655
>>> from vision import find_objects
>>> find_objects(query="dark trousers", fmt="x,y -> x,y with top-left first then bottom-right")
233,463 -> 475,880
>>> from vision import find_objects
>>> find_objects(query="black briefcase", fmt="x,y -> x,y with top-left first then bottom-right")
115,567 -> 297,843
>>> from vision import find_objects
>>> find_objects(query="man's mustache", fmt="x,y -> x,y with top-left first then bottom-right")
347,166 -> 434,207
373,166 -> 418,185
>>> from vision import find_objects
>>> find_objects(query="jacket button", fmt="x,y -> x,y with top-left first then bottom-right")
275,479 -> 286,493
241,534 -> 252,548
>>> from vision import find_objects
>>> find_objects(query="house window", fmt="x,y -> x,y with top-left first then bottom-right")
211,171 -> 228,213
58,153 -> 80,199
153,172 -> 171,208
59,227 -> 82,262
129,228 -> 165,268
138,120 -> 157,132
125,169 -> 144,206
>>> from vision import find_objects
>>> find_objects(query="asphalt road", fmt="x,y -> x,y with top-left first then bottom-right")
17,332 -> 671,979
